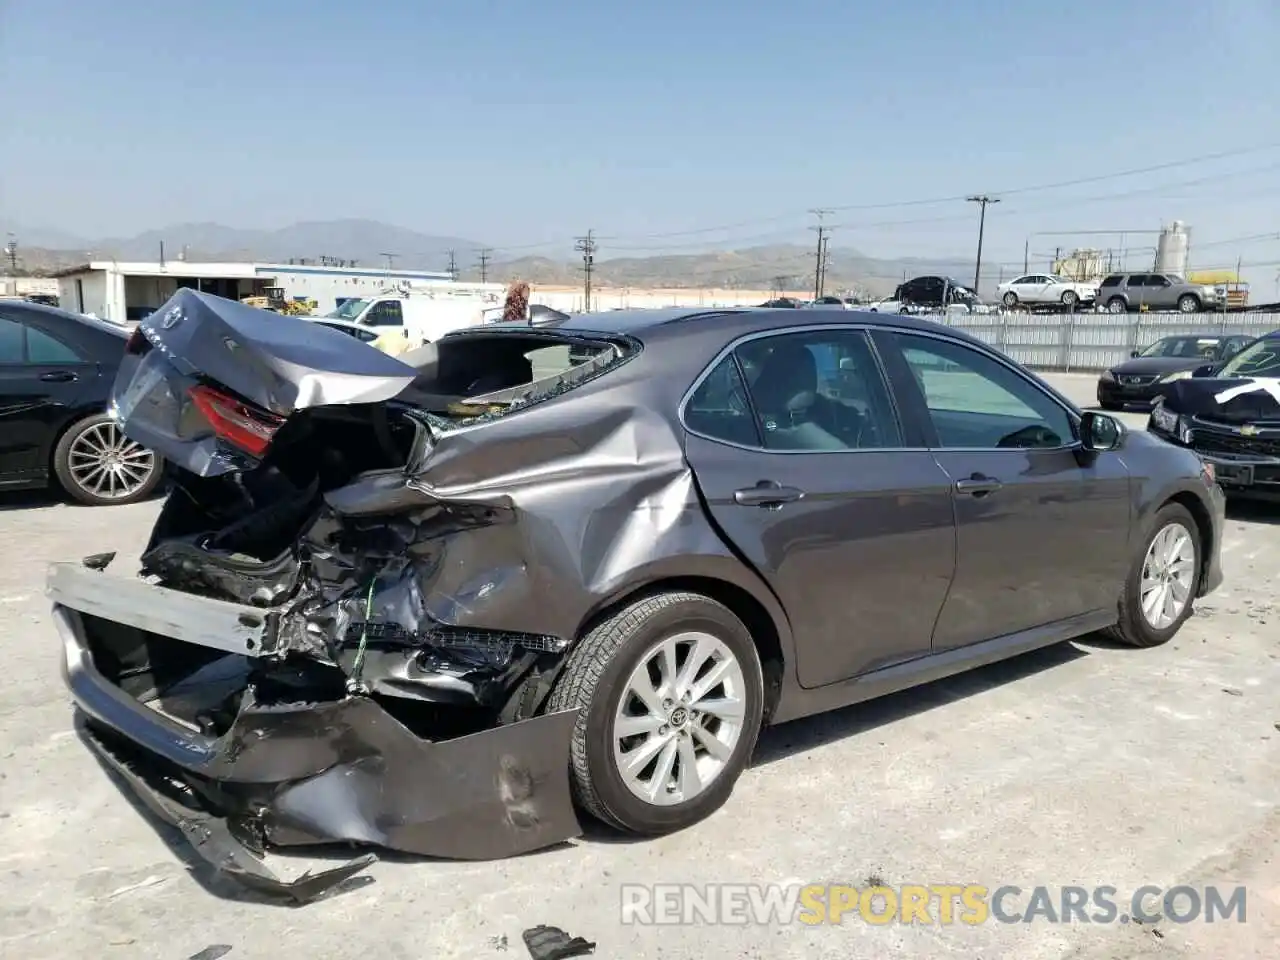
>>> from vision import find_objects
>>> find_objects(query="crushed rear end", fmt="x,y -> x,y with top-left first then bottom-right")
49,289 -> 637,900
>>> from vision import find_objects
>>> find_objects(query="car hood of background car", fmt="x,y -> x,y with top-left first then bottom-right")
1162,376 -> 1280,423
1109,356 -> 1212,377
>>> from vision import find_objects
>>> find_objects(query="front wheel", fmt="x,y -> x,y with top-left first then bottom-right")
1103,503 -> 1201,647
52,412 -> 164,507
1002,291 -> 1019,308
546,592 -> 765,835
1106,297 -> 1128,314
1178,294 -> 1201,313
1061,290 -> 1079,308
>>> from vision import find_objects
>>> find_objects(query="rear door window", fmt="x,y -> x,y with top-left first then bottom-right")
0,318 -> 22,362
733,330 -> 902,451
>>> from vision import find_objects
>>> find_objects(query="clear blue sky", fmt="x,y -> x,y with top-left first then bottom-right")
3,0 -> 1279,285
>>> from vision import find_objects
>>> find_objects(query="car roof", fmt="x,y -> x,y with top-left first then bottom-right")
0,297 -> 129,340
470,305 -> 988,348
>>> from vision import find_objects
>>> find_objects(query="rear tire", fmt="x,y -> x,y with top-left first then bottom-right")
1103,503 -> 1201,648
546,592 -> 764,835
52,412 -> 164,507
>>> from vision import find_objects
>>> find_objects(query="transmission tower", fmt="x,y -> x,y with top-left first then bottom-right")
476,248 -> 493,282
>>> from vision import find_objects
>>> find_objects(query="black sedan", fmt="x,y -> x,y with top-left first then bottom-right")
1096,334 -> 1254,410
1148,330 -> 1280,499
0,299 -> 163,505
50,290 -> 1224,899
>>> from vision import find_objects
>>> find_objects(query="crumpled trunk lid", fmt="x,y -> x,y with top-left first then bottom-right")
111,288 -> 420,476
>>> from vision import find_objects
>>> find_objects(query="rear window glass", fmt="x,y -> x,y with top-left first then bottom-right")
1099,276 -> 1121,287
400,332 -> 632,430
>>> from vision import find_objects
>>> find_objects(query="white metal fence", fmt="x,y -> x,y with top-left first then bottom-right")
939,311 -> 1280,372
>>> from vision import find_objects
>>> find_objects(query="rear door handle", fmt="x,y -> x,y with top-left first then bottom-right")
734,483 -> 806,507
39,371 -> 77,383
954,474 -> 1003,498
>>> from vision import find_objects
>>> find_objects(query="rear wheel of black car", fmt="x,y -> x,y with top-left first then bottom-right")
52,412 -> 163,507
547,591 -> 764,835
1104,503 -> 1201,648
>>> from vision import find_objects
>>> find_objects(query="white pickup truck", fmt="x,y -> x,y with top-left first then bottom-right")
320,290 -> 494,347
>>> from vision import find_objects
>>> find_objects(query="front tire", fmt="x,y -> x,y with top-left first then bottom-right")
52,413 -> 164,507
1106,297 -> 1128,314
1103,503 -> 1201,647
1002,291 -> 1019,308
1061,290 -> 1079,308
1178,294 -> 1201,313
546,592 -> 765,835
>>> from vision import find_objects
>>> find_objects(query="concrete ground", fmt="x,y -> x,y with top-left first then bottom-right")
0,372 -> 1276,959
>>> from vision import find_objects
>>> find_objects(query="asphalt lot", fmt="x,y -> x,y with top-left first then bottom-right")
1,371 -> 1276,960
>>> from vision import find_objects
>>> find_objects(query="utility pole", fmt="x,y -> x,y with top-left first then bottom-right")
966,195 -> 1000,294
476,248 -> 492,282
809,209 -> 832,299
447,249 -> 458,281
3,235 -> 17,274
772,274 -> 790,295
379,252 -> 397,271
1023,237 -> 1029,274
574,230 -> 597,312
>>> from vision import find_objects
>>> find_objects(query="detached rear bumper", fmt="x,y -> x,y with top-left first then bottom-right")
49,558 -> 582,902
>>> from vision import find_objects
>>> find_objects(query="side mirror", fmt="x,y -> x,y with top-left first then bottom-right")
1192,363 -> 1219,378
1130,350 -> 1140,358
1080,411 -> 1124,453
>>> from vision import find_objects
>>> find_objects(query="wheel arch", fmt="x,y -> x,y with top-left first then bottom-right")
44,403 -> 108,477
1162,490 -> 1215,592
573,573 -> 790,725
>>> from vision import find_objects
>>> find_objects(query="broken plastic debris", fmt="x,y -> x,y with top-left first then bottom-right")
522,925 -> 596,959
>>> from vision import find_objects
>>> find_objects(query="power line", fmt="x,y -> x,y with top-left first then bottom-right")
595,140 -> 1280,244
574,230 -> 597,312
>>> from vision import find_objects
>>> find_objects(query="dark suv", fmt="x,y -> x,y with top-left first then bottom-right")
1097,273 -> 1223,314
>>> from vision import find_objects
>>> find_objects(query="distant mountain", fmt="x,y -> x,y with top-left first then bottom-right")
2,219 -> 482,272
7,219 -> 978,297
492,244 -> 977,298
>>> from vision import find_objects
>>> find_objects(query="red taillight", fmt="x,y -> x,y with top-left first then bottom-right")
188,384 -> 284,458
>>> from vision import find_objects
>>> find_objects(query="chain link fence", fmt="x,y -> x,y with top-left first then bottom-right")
938,311 -> 1280,371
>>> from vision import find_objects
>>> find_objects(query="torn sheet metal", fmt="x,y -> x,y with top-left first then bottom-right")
128,289 -> 418,416
55,593 -> 584,895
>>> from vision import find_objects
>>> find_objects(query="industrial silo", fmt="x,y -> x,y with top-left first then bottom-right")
1155,221 -> 1191,276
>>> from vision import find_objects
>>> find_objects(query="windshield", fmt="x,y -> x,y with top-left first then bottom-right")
1218,337 -> 1280,378
1139,337 -> 1222,359
325,298 -> 369,320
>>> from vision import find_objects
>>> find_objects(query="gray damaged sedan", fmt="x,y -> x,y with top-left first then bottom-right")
49,290 -> 1225,899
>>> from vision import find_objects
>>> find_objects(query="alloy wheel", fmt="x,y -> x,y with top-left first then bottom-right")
66,421 -> 157,501
1139,522 -> 1196,630
612,631 -> 747,807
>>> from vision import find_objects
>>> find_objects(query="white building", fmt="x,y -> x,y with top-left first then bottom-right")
49,260 -> 498,323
